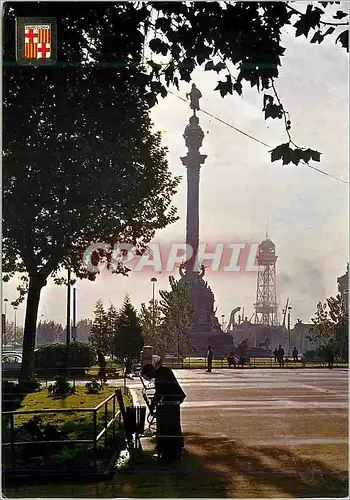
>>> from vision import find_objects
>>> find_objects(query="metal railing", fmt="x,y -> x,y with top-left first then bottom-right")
162,356 -> 347,369
2,389 -> 125,471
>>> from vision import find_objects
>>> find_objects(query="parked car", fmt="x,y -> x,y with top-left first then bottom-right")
2,352 -> 22,378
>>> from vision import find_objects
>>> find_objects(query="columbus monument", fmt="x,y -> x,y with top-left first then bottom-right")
179,84 -> 233,355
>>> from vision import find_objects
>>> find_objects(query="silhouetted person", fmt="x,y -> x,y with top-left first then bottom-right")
325,347 -> 335,369
97,351 -> 107,382
273,348 -> 278,362
227,353 -> 236,368
206,345 -> 213,372
292,347 -> 298,362
276,345 -> 285,368
142,363 -> 186,460
239,353 -> 245,368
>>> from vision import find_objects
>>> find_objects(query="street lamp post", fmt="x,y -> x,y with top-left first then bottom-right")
282,308 -> 286,352
287,306 -> 292,358
66,268 -> 71,378
151,277 -> 157,339
14,306 -> 18,347
3,298 -> 9,346
221,314 -> 225,330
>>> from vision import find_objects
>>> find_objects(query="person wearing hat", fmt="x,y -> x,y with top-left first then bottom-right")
141,360 -> 186,461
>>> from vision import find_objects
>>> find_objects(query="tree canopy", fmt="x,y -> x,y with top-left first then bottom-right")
139,299 -> 167,356
89,300 -> 110,355
309,294 -> 348,361
113,295 -> 143,375
159,276 -> 195,358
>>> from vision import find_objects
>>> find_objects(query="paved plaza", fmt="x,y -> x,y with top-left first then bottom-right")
8,368 -> 348,498
130,368 -> 348,497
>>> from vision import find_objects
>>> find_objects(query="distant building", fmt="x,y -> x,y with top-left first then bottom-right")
292,321 -> 315,353
337,264 -> 349,315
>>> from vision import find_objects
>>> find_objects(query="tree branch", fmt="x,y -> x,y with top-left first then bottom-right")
287,4 -> 349,27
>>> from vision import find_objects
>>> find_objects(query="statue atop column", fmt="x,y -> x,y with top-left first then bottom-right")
186,83 -> 202,111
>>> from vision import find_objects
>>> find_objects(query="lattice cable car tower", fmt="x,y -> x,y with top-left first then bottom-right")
254,237 -> 278,326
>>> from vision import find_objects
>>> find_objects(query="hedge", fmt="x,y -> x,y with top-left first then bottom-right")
34,342 -> 96,377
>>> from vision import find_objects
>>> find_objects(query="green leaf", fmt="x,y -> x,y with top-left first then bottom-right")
294,5 -> 323,38
144,92 -> 157,108
264,102 -> 283,120
164,63 -> 175,85
298,148 -> 321,163
324,27 -> 335,36
263,94 -> 274,111
147,60 -> 162,77
233,80 -> 243,96
179,65 -> 192,82
333,10 -> 348,20
214,76 -> 233,97
213,62 -> 226,72
151,82 -> 168,98
196,52 -> 207,65
154,17 -> 172,32
204,60 -> 215,71
336,30 -> 349,51
310,31 -> 324,44
269,143 -> 320,166
270,143 -> 291,163
149,38 -> 169,56
310,149 -> 321,162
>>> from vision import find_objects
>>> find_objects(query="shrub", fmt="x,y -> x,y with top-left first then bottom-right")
302,349 -> 318,360
21,378 -> 41,393
2,381 -> 22,410
48,376 -> 73,397
20,416 -> 65,441
85,378 -> 101,394
35,342 -> 96,377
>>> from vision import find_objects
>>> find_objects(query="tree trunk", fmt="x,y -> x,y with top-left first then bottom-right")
19,274 -> 46,387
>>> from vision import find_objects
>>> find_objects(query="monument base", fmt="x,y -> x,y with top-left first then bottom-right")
187,331 -> 234,357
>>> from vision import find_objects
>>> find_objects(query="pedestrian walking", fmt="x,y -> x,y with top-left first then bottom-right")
142,362 -> 186,461
325,347 -> 335,369
292,347 -> 298,363
206,345 -> 213,372
273,348 -> 278,362
227,353 -> 236,368
276,345 -> 285,368
239,353 -> 245,368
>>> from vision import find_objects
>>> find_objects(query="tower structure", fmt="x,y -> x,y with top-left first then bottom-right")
254,238 -> 278,326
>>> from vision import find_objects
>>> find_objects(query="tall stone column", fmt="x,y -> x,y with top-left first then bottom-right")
177,85 -> 233,356
180,114 -> 207,276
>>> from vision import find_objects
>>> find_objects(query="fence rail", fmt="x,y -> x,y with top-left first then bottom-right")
162,356 -> 347,369
2,388 -> 125,470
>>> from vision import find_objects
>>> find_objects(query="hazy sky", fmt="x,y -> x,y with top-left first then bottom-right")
4,30 -> 348,329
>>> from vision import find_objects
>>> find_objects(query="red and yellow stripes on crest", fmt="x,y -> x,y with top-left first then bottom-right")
24,28 -> 50,59
38,28 -> 50,44
25,43 -> 36,59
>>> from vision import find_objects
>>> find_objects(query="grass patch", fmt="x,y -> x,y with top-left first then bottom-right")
2,386 -> 131,472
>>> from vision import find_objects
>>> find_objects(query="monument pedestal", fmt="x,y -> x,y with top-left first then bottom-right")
188,331 -> 234,357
